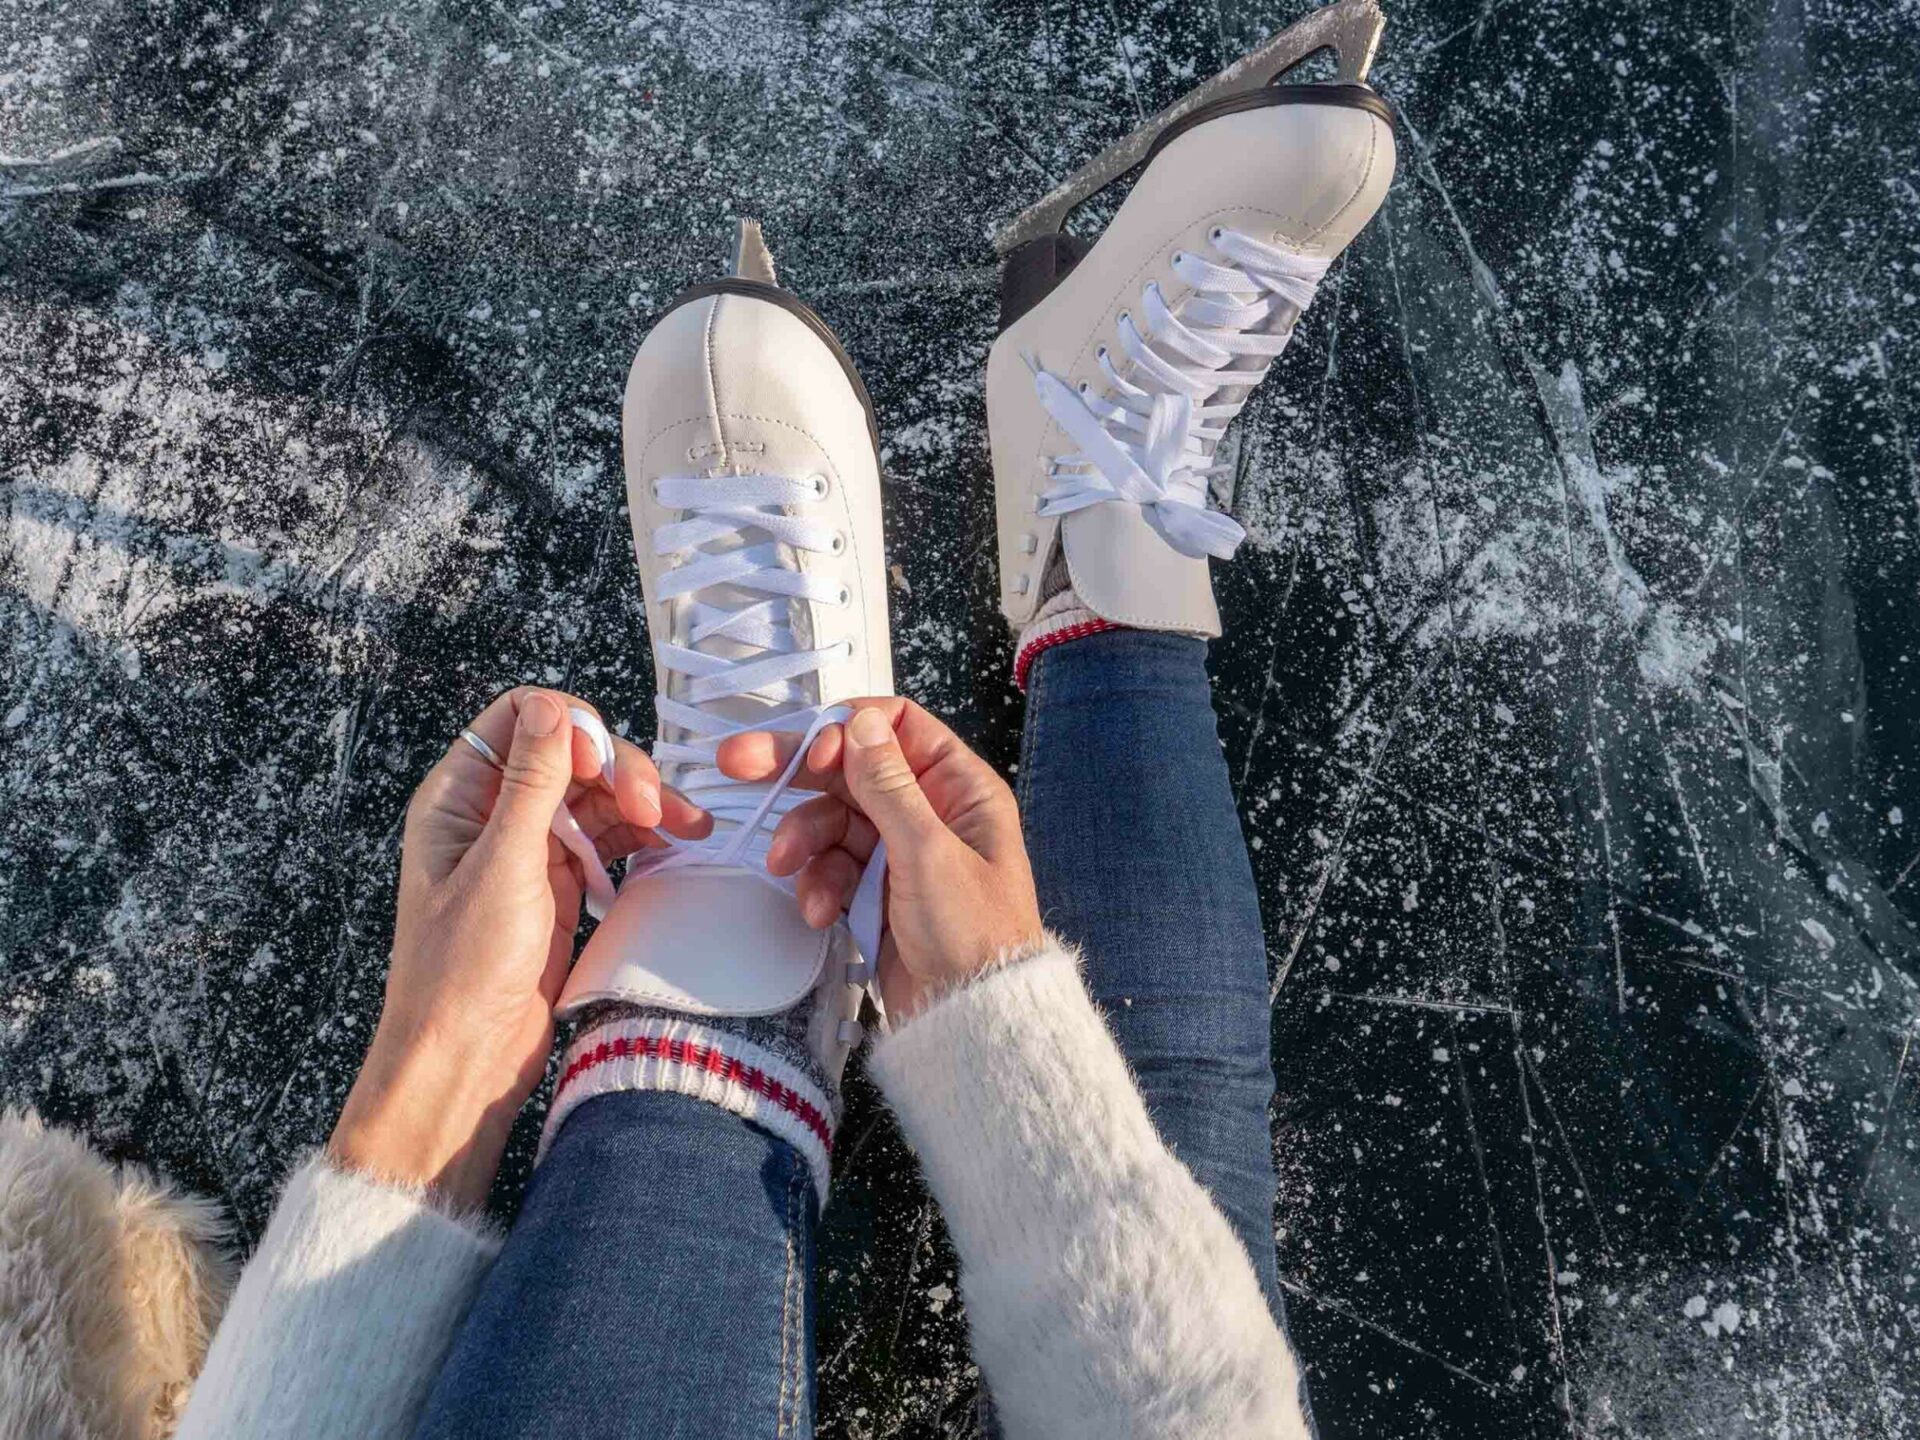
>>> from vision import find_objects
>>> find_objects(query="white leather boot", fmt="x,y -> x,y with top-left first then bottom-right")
546,224 -> 891,1194
989,82 -> 1397,648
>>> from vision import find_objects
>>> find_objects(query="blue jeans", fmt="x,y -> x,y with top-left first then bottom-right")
413,630 -> 1285,1437
1015,631 -> 1285,1318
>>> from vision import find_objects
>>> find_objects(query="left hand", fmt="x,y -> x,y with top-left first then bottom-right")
717,699 -> 1044,1022
329,687 -> 709,1208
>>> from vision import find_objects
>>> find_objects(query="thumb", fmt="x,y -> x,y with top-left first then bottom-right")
487,691 -> 572,847
841,706 -> 946,855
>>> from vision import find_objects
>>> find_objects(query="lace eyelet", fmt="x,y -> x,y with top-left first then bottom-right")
1015,575 -> 1031,595
650,479 -> 664,502
837,584 -> 851,605
1172,250 -> 1187,265
1022,533 -> 1038,555
1209,226 -> 1225,244
808,473 -> 830,499
830,532 -> 847,555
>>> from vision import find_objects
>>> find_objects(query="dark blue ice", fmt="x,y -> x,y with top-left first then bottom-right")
3,2 -> 1915,1433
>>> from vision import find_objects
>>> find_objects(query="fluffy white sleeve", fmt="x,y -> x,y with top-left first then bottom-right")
175,1153 -> 501,1440
868,942 -> 1307,1439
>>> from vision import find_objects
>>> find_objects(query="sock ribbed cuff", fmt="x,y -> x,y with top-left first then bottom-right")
570,997 -> 840,1105
539,1016 -> 835,1205
1014,594 -> 1122,690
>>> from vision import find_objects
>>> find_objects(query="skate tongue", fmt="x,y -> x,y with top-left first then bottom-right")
661,567 -> 805,788
556,865 -> 832,1020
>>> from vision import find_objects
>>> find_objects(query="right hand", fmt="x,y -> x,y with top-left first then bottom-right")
717,700 -> 1044,1022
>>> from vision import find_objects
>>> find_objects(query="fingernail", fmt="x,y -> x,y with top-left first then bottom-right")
522,693 -> 562,736
664,787 -> 708,827
636,782 -> 661,815
847,708 -> 891,749
570,706 -> 615,774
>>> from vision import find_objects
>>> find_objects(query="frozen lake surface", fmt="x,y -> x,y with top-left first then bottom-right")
4,1 -> 1917,1434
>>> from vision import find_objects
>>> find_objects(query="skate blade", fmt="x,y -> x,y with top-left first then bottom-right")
994,0 -> 1386,256
730,218 -> 779,285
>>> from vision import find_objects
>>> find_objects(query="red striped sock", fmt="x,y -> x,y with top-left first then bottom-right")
1014,593 -> 1122,690
539,1016 -> 836,1205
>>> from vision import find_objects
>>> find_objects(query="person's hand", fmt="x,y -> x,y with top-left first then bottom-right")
331,687 -> 708,1207
717,700 -> 1043,1022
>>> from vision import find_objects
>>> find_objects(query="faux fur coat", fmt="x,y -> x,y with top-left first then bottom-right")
0,1110 -> 232,1440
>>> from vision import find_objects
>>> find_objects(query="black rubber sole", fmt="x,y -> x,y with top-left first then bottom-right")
997,83 -> 1397,332
656,277 -> 882,456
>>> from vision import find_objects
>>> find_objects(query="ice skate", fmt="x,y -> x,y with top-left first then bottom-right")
554,220 -> 892,1103
990,0 -> 1397,639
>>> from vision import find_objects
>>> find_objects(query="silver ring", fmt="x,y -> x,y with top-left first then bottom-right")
459,728 -> 505,769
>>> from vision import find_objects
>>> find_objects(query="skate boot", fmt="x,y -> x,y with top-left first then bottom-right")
990,0 -> 1397,664
546,222 -> 891,1197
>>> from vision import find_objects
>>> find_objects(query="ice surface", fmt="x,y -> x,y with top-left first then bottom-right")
3,1 -> 1916,1435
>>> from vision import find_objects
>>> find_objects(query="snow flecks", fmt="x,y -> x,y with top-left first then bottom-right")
1366,429 -> 1715,699
6,305 -> 484,652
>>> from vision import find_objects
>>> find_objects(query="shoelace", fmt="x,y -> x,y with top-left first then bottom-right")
617,473 -> 888,981
1030,228 -> 1332,559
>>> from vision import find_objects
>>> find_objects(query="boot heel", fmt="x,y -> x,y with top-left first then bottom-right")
998,232 -> 1091,331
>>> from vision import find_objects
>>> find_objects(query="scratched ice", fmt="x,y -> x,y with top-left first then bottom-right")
3,2 -> 1916,1435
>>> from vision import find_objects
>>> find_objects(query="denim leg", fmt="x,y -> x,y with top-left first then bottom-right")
412,1090 -> 815,1440
1017,629 -> 1283,1315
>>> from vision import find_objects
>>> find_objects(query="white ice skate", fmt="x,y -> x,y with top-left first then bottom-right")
990,0 -> 1398,638
556,221 -> 892,1094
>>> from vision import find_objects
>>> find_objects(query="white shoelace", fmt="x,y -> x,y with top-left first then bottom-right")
1030,228 -> 1332,559
617,472 -> 888,975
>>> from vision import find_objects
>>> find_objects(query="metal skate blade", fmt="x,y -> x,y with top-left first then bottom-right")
995,0 -> 1386,256
730,218 -> 779,285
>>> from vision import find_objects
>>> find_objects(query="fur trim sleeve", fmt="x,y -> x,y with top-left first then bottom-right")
0,1109 -> 234,1440
868,942 -> 1308,1440
175,1153 -> 502,1440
